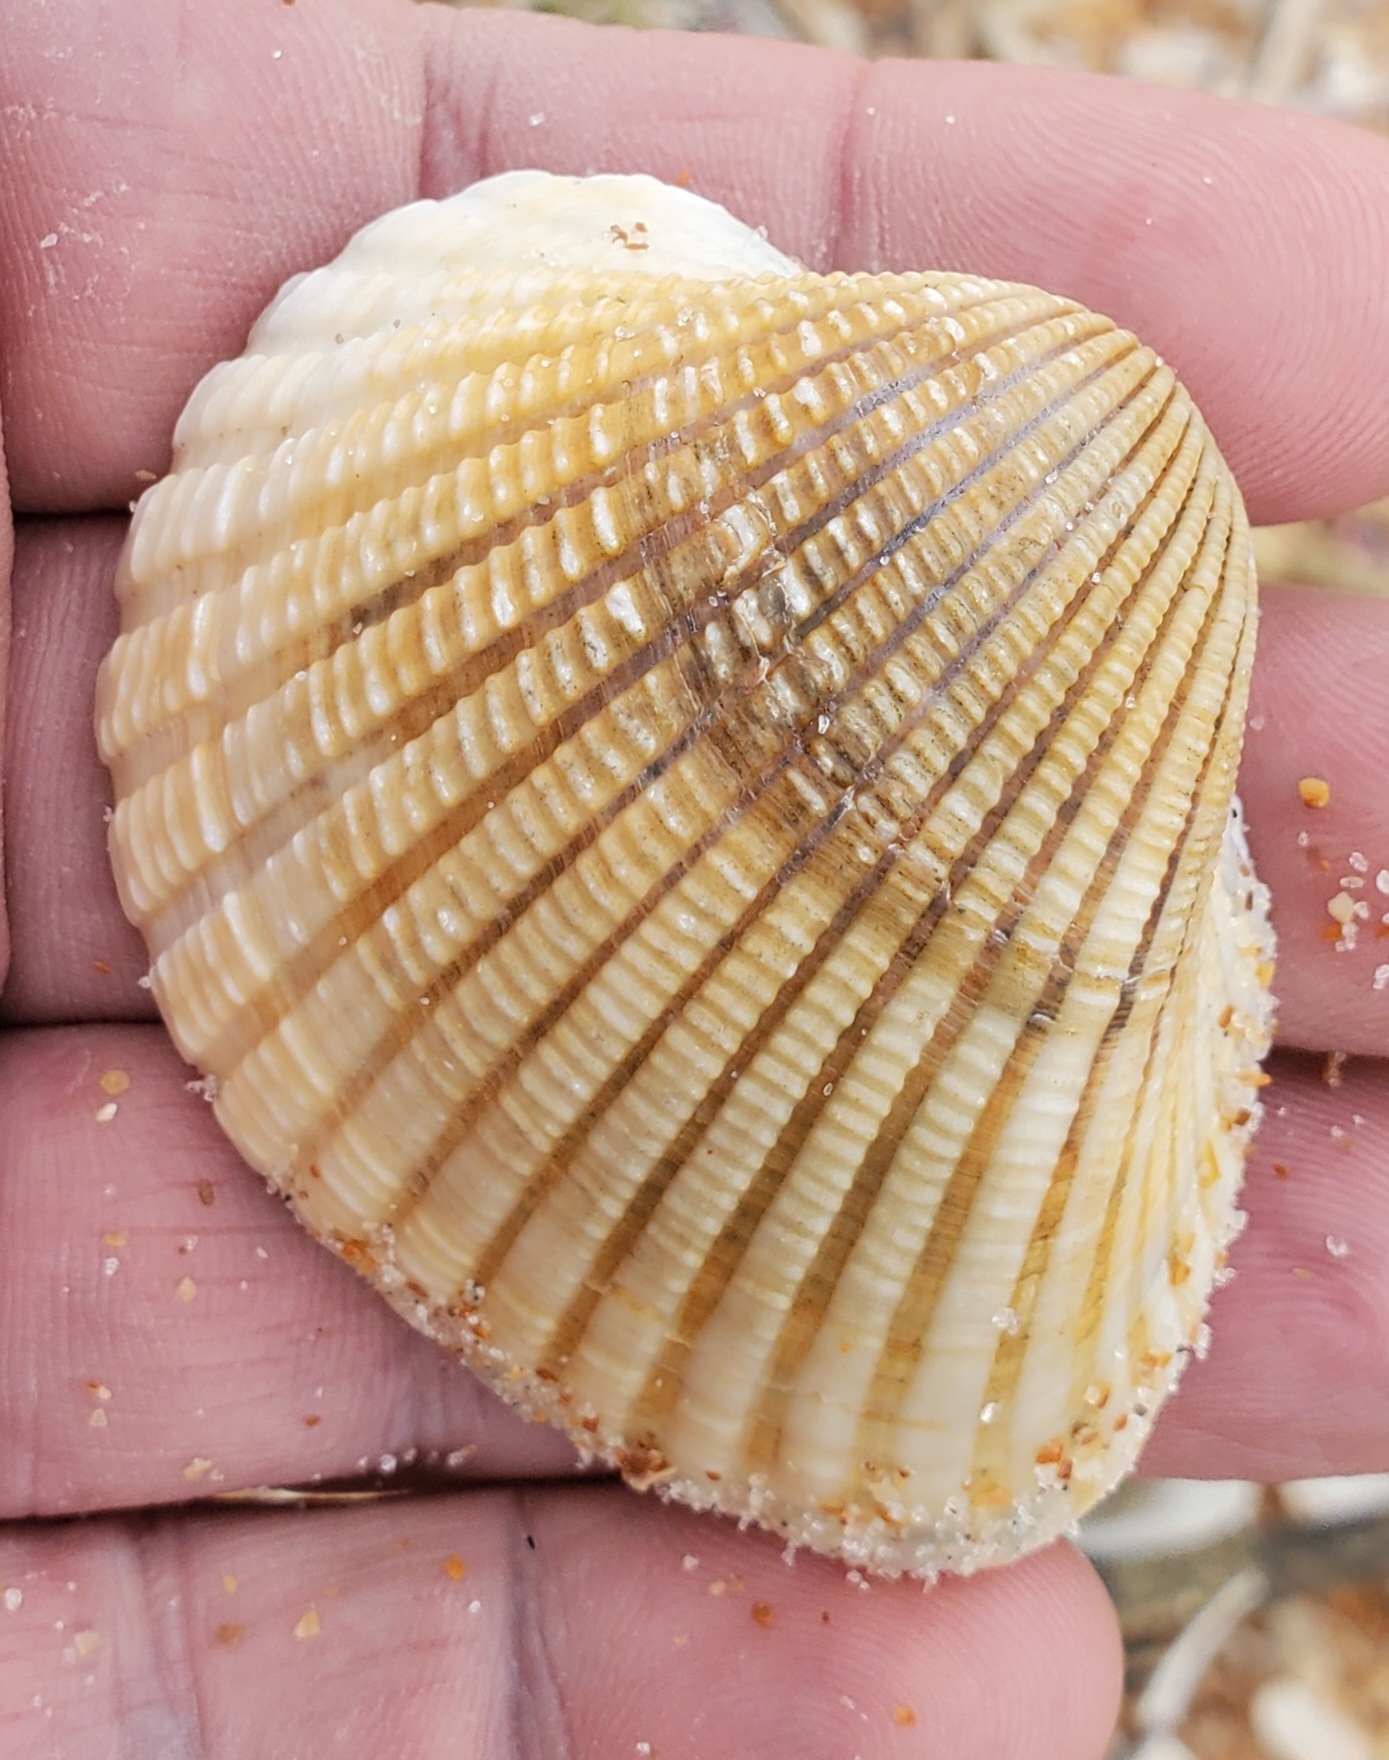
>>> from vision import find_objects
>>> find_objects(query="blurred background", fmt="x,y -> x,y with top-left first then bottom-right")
435,0 -> 1389,115
427,3 -> 1389,1750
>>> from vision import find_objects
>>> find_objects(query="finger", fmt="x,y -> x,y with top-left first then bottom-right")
0,1025 -> 577,1520
9,524 -> 1385,1060
10,1003 -> 1386,1512
1145,1050 -> 1389,1482
0,0 -> 424,513
0,520 -> 151,1024
0,1490 -> 1121,1760
3,6 -> 1389,525
0,402 -> 11,989
1240,585 -> 1389,1056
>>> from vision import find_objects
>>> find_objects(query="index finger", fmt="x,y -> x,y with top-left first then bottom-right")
1,0 -> 1387,523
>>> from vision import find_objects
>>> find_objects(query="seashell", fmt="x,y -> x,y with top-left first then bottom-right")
97,170 -> 1274,1576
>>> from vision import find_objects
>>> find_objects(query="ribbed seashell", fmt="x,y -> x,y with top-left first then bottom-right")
97,171 -> 1274,1576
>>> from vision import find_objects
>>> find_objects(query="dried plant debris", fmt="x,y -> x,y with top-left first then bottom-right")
1176,1584 -> 1389,1759
1095,1478 -> 1389,1758
1253,499 -> 1389,599
435,0 -> 1389,130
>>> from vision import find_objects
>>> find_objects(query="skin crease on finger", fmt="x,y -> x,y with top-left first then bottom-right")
0,3 -> 1387,1756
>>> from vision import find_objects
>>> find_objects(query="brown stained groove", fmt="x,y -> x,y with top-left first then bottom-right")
940,503 -> 1249,1499
1069,510 -> 1250,1406
395,357 -> 1169,1294
739,491 -> 1234,1478
842,1012 -> 1054,1482
1122,666 -> 1253,1378
620,426 -> 1213,1440
503,378 -> 1187,1385
1054,751 -> 1228,1444
225,341 -> 1148,1203
844,486 -> 1243,1474
193,324 -> 1127,1075
933,589 -> 1240,1495
1006,679 -> 1239,1435
970,835 -> 1181,1489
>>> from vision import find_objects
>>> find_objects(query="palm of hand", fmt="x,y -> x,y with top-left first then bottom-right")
1,5 -> 1388,1756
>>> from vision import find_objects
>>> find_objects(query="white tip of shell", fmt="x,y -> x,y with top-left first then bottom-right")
254,170 -> 801,356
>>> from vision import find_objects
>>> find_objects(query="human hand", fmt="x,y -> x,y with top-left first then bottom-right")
2,3 -> 1387,1755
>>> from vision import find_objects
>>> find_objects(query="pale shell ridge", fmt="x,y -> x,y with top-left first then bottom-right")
97,171 -> 1273,1576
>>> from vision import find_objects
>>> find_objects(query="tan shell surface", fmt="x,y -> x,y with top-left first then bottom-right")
98,172 -> 1273,1575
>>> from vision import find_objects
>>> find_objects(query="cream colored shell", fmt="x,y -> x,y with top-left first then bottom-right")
98,171 -> 1274,1576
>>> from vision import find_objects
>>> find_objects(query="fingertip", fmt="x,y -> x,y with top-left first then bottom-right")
528,1490 -> 1122,1760
1145,1052 -> 1389,1481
